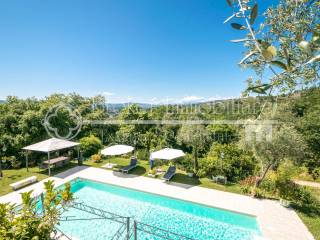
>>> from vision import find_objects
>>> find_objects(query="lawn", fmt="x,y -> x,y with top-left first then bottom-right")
0,157 -> 242,196
94,157 -> 243,194
0,162 -> 80,196
293,187 -> 320,240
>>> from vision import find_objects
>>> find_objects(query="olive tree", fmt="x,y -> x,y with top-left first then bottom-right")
225,0 -> 320,98
240,124 -> 307,186
177,125 -> 210,172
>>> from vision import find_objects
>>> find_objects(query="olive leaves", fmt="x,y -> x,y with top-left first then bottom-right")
225,0 -> 320,96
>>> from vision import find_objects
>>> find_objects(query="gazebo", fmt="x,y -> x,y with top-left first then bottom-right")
22,138 -> 80,176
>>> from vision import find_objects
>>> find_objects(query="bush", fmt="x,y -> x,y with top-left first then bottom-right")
276,162 -> 319,207
2,156 -> 21,169
91,154 -> 102,163
80,135 -> 102,158
137,149 -> 149,160
311,167 -> 320,180
259,171 -> 277,196
149,169 -> 157,175
239,176 -> 258,195
277,179 -> 318,207
198,144 -> 257,182
176,154 -> 194,173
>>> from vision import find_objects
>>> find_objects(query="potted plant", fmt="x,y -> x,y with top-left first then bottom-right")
279,198 -> 291,207
185,165 -> 194,177
91,154 -> 102,163
278,180 -> 292,208
148,169 -> 157,178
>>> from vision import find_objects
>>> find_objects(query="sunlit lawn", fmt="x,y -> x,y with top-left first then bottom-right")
0,156 -> 242,196
0,162 -> 79,196
96,157 -> 243,194
292,187 -> 320,240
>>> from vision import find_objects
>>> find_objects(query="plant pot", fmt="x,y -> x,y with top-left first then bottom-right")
280,198 -> 291,208
78,158 -> 83,166
187,172 -> 194,177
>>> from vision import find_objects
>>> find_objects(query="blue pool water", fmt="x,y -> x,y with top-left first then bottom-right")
58,179 -> 261,240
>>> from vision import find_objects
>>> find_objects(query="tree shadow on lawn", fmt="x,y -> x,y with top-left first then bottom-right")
112,166 -> 147,178
171,173 -> 201,188
293,203 -> 320,218
38,162 -> 82,176
8,174 -> 22,180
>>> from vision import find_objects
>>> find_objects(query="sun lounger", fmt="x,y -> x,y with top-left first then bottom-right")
121,158 -> 137,173
9,176 -> 37,190
162,166 -> 176,181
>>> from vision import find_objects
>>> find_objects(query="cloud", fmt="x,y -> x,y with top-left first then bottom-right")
205,95 -> 238,102
180,96 -> 204,103
102,91 -> 115,96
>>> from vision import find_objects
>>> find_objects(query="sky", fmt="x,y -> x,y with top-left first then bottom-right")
0,0 -> 276,103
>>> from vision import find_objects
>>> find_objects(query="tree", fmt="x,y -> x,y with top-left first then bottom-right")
198,143 -> 257,182
240,124 -> 307,186
207,124 -> 238,144
80,135 -> 103,157
0,180 -> 73,239
226,0 -> 320,98
117,104 -> 151,148
177,125 -> 210,172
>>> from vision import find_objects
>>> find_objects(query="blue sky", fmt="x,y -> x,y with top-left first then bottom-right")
0,0 -> 276,103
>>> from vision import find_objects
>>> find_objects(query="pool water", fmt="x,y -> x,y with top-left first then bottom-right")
58,179 -> 261,240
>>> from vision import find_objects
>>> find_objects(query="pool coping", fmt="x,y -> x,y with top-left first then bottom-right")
0,166 -> 315,240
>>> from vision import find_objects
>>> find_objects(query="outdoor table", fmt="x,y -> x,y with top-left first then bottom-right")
43,156 -> 70,168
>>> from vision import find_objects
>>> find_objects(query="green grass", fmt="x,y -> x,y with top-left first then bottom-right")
294,187 -> 320,240
89,157 -> 243,194
295,205 -> 320,240
0,161 -> 80,196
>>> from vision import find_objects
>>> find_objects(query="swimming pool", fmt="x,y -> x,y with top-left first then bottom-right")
58,178 -> 261,240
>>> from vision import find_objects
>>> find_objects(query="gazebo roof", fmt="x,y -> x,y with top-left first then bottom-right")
22,138 -> 80,153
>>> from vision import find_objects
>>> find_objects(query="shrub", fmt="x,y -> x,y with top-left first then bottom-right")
91,154 -> 102,163
176,154 -> 194,173
198,144 -> 257,182
137,149 -> 149,160
253,188 -> 266,199
275,162 -> 319,207
80,135 -> 102,158
311,167 -> 320,180
2,156 -> 21,169
259,171 -> 277,196
239,176 -> 257,195
149,169 -> 156,175
0,181 -> 73,239
277,179 -> 318,207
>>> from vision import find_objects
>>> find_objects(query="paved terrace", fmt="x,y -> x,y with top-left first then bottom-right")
0,166 -> 314,240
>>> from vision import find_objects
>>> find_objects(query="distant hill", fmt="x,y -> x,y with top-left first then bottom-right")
106,102 -> 156,111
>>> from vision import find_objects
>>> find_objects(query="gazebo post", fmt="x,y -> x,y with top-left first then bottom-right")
25,151 -> 29,172
48,151 -> 51,176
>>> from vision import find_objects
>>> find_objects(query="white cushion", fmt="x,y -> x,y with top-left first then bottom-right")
9,176 -> 37,190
